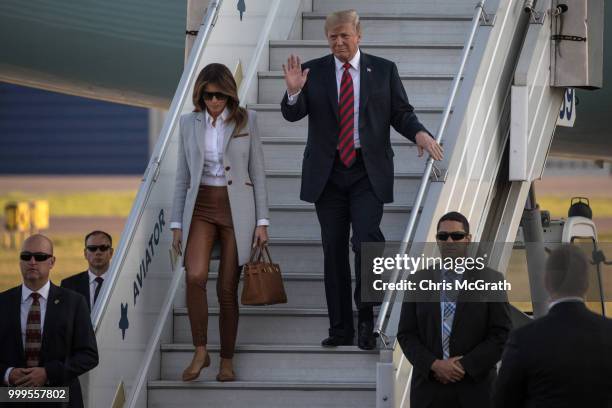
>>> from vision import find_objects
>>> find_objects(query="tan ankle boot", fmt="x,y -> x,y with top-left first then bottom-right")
182,348 -> 211,381
216,357 -> 236,382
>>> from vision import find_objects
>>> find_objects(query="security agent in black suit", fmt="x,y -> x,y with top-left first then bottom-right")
397,212 -> 512,408
493,244 -> 612,408
61,230 -> 113,312
0,234 -> 98,408
280,10 -> 443,350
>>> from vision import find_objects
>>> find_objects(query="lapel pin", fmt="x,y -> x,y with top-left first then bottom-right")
367,67 -> 372,73
54,299 -> 60,305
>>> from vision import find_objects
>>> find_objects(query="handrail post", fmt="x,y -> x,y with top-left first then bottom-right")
374,0 -> 490,342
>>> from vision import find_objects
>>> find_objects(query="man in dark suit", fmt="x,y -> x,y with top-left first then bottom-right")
493,244 -> 612,407
0,234 -> 98,408
280,9 -> 443,350
61,230 -> 113,312
397,212 -> 512,408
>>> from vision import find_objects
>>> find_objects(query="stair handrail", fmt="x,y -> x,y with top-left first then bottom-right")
112,2 -> 225,406
374,0 -> 492,344
91,0 -> 223,331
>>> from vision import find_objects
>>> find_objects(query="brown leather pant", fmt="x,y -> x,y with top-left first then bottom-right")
184,185 -> 240,358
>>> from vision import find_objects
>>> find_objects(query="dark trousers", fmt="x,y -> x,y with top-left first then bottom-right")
315,150 -> 384,338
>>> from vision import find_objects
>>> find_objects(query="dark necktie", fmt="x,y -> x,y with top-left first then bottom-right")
337,62 -> 356,167
93,277 -> 104,305
25,292 -> 42,367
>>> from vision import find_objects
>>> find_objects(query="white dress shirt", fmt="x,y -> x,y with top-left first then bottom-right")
88,270 -> 106,311
169,109 -> 269,230
201,108 -> 229,187
3,280 -> 50,385
287,48 -> 362,148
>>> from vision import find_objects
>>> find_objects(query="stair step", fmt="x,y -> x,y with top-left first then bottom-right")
258,71 -> 457,106
303,13 -> 472,43
160,344 -> 377,382
173,307 -> 379,345
201,239 -> 403,275
174,272 -> 340,309
148,380 -> 376,408
312,0 -> 478,14
265,204 -> 418,240
266,171 -> 423,207
269,40 -> 464,73
247,104 -> 449,140
261,141 -> 431,174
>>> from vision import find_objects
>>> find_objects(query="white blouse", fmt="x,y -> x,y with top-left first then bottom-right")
201,108 -> 228,186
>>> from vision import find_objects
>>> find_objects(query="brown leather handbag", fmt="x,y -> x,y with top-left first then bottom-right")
241,244 -> 287,305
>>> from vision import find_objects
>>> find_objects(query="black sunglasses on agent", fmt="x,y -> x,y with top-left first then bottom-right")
436,231 -> 468,241
202,91 -> 229,101
20,252 -> 53,262
86,245 -> 112,253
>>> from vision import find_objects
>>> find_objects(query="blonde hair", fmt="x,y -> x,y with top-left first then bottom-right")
324,10 -> 361,35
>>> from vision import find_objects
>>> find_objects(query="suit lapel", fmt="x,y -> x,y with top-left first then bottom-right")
12,286 -> 25,359
80,271 -> 91,308
359,51 -> 371,128
41,283 -> 60,356
325,55 -> 339,122
222,119 -> 237,154
194,112 -> 206,160
451,271 -> 475,333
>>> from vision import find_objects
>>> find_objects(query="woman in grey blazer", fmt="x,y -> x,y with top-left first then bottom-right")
170,63 -> 269,382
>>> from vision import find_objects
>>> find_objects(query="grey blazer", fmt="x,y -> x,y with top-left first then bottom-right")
170,109 -> 269,265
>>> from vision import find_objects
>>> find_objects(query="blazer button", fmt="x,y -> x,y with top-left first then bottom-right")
225,166 -> 230,171
228,180 -> 233,185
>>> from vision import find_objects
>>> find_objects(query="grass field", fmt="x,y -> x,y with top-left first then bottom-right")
1,190 -> 611,220
1,190 -> 612,296
0,191 -> 136,217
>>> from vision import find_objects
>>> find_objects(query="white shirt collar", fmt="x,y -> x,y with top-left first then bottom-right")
549,296 -> 584,310
88,270 -> 107,284
335,48 -> 361,72
22,280 -> 50,303
205,108 -> 229,126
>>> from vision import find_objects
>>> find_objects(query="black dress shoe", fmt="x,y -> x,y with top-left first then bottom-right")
321,335 -> 354,347
357,321 -> 376,350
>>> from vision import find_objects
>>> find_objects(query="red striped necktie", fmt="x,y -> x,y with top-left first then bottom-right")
337,62 -> 356,167
25,292 -> 42,367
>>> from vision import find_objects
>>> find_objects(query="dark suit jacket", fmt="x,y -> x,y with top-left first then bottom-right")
397,268 -> 512,408
280,51 -> 431,204
0,283 -> 99,408
61,271 -> 90,312
493,301 -> 612,408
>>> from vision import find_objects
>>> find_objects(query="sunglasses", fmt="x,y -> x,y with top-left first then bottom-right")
202,91 -> 228,101
86,245 -> 112,253
436,232 -> 468,241
20,252 -> 53,262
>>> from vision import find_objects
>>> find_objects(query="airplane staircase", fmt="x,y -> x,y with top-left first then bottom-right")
84,1 -> 568,407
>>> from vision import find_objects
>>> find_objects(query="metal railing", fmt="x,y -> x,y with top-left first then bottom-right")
91,0 -> 223,331
101,1 -> 225,406
374,0 -> 494,344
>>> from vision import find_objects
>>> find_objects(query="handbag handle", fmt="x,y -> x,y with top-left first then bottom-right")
248,243 -> 274,263
248,244 -> 265,263
260,244 -> 274,263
